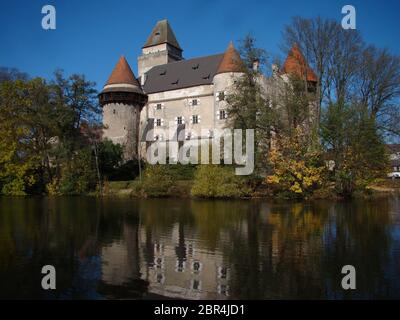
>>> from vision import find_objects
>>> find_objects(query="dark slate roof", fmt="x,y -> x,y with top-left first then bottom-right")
143,20 -> 182,51
143,53 -> 224,94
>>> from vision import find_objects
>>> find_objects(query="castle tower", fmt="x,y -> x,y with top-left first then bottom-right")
282,44 -> 318,84
99,56 -> 147,161
138,19 -> 183,78
213,42 -> 244,128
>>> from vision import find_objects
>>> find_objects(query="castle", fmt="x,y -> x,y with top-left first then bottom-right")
99,19 -> 317,161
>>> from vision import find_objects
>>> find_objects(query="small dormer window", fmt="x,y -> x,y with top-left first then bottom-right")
192,64 -> 199,70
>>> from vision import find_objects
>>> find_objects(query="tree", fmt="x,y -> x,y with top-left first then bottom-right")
266,127 -> 325,198
98,139 -> 123,180
226,34 -> 278,174
321,103 -> 388,196
0,80 -> 38,195
283,16 -> 400,140
0,67 -> 28,83
357,46 -> 400,137
0,70 -> 102,195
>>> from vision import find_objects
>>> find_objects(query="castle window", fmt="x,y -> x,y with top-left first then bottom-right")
113,109 -> 116,114
156,118 -> 162,127
156,103 -> 162,110
177,116 -> 183,125
192,115 -> 199,124
192,99 -> 198,106
218,91 -> 225,101
219,110 -> 227,120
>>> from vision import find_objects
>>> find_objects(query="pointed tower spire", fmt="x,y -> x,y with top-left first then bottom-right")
142,19 -> 182,51
102,56 -> 144,94
106,56 -> 140,87
282,44 -> 317,82
216,42 -> 244,74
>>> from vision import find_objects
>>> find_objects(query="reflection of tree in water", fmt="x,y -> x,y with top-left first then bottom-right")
224,199 -> 396,299
321,199 -> 394,299
0,197 -> 102,299
0,197 -> 398,299
190,200 -> 249,251
0,197 -> 150,299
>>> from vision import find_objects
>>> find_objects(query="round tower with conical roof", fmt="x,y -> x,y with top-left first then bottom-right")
99,56 -> 148,161
213,42 -> 245,128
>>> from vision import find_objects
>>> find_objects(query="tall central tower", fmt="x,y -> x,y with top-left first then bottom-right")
137,19 -> 183,78
99,56 -> 147,161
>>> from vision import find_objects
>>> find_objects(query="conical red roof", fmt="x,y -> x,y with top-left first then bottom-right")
282,44 -> 317,82
216,42 -> 244,74
106,56 -> 140,86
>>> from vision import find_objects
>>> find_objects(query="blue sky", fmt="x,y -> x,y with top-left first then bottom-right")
1,0 -> 399,91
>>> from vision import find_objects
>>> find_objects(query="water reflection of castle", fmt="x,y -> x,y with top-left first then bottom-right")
101,221 -> 230,299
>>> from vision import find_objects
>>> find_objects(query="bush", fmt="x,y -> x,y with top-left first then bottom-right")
58,149 -> 97,195
136,165 -> 174,197
266,128 -> 326,199
191,165 -> 251,198
167,163 -> 196,180
98,139 -> 123,179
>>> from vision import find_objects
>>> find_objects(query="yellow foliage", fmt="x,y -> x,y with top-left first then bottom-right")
266,127 -> 325,198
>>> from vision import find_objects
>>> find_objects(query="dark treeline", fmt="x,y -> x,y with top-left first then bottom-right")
0,69 -> 134,196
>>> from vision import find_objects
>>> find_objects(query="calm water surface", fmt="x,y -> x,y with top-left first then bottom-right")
0,196 -> 400,299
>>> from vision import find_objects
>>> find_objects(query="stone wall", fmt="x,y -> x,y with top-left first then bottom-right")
103,102 -> 141,161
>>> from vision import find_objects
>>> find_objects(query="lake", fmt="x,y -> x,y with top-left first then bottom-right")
0,196 -> 400,299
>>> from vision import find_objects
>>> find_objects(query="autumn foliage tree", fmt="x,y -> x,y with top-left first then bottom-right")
266,127 -> 325,198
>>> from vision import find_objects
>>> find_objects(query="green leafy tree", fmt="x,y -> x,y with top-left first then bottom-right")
0,80 -> 38,195
226,35 -> 278,174
321,103 -> 388,196
98,139 -> 123,180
